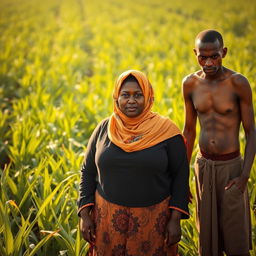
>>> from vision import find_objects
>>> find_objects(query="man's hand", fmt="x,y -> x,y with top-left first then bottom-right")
165,210 -> 181,246
225,175 -> 249,193
79,208 -> 95,244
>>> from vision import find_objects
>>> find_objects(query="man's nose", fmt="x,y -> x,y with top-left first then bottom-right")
205,58 -> 213,66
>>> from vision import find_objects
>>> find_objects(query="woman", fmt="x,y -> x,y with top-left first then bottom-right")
78,70 -> 189,256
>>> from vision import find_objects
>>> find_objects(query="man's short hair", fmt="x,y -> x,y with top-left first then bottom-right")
195,30 -> 224,47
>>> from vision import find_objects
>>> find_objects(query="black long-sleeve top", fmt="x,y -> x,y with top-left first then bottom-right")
78,118 -> 190,219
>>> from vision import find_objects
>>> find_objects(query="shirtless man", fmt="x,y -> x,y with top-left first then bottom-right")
183,30 -> 255,256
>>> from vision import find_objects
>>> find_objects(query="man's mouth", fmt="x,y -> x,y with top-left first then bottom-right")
203,67 -> 216,73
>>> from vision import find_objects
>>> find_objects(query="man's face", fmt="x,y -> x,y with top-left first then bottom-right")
194,40 -> 227,76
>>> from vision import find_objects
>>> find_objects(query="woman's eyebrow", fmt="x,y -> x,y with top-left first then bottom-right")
120,90 -> 143,92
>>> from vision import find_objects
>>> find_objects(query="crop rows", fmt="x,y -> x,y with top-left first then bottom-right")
0,0 -> 255,255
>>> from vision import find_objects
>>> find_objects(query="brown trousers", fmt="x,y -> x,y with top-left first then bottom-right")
88,191 -> 178,256
194,154 -> 252,256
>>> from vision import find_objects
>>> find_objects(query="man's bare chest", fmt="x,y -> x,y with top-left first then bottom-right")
192,83 -> 238,115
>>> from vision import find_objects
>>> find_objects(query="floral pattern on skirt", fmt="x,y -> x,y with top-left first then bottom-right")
88,191 -> 178,256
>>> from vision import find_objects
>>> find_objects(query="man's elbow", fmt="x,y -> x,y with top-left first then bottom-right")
183,126 -> 196,138
245,126 -> 256,139
244,126 -> 256,148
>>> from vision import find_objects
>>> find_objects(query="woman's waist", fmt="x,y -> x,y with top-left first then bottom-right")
96,184 -> 170,208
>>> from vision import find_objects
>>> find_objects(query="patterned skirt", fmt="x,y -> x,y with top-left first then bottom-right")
88,191 -> 178,256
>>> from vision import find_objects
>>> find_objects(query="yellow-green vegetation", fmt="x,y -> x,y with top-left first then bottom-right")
0,0 -> 255,255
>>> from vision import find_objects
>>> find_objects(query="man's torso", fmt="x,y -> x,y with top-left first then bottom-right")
189,68 -> 241,154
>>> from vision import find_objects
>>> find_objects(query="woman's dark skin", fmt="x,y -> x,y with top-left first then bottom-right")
80,80 -> 182,246
80,207 -> 95,244
80,205 -> 182,246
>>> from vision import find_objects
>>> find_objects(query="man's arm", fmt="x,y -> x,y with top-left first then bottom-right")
236,75 -> 256,177
226,74 -> 256,192
182,76 -> 197,162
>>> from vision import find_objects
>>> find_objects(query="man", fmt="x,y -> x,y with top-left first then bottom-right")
183,29 -> 255,256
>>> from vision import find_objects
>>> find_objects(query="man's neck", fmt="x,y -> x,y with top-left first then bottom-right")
203,66 -> 225,80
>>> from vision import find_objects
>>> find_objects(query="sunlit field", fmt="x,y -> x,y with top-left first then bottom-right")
0,0 -> 255,255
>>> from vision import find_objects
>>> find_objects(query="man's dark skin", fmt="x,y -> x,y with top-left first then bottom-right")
183,30 -> 255,256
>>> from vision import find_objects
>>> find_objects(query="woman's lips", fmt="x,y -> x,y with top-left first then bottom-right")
126,107 -> 137,111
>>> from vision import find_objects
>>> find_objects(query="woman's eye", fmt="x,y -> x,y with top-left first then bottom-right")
135,93 -> 143,98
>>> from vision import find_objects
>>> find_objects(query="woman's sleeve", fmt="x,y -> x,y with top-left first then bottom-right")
167,135 -> 190,219
77,121 -> 103,216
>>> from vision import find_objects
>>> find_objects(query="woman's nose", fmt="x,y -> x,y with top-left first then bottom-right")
127,96 -> 136,103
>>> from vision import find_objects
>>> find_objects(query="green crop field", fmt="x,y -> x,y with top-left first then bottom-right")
0,0 -> 255,255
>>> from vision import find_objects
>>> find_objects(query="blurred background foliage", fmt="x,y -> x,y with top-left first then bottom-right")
0,0 -> 255,255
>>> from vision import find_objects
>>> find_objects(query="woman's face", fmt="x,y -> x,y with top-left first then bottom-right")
117,81 -> 145,118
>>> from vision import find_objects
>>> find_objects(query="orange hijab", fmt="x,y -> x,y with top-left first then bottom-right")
107,70 -> 181,152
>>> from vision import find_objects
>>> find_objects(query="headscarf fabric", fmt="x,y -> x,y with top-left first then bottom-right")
107,70 -> 181,152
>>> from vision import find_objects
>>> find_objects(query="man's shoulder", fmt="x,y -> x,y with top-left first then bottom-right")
222,67 -> 248,85
182,71 -> 202,95
182,71 -> 201,86
224,70 -> 252,97
230,72 -> 250,87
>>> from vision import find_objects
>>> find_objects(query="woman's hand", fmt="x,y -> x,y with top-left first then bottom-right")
165,210 -> 181,246
79,207 -> 95,244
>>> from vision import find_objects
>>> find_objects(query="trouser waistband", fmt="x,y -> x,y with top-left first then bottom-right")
200,149 -> 240,161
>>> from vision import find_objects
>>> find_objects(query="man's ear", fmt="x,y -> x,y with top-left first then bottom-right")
222,47 -> 227,58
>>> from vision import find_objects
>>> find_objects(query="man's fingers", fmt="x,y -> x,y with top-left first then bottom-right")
225,180 -> 235,190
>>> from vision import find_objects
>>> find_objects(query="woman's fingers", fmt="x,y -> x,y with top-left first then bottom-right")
80,216 -> 95,243
166,230 -> 181,246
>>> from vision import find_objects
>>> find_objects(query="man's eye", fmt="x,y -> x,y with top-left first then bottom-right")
212,55 -> 218,59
